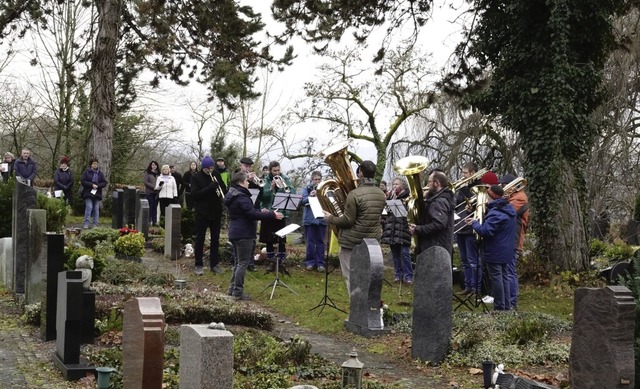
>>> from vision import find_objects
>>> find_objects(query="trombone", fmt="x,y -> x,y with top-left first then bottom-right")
453,185 -> 489,235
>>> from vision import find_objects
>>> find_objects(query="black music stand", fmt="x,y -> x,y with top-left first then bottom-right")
260,224 -> 300,299
454,239 -> 489,313
309,225 -> 347,315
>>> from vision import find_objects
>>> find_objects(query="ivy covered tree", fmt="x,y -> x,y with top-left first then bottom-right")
439,0 -> 630,271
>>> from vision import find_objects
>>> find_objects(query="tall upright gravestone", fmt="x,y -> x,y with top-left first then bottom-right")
25,209 -> 46,305
12,182 -> 37,294
0,237 -> 13,290
41,233 -> 65,341
123,186 -> 138,227
179,325 -> 234,389
165,204 -> 181,260
345,239 -> 389,337
123,297 -> 165,389
111,189 -> 125,228
570,285 -> 635,388
137,199 -> 150,240
412,246 -> 452,365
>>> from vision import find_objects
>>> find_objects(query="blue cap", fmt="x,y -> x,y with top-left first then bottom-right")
201,156 -> 214,169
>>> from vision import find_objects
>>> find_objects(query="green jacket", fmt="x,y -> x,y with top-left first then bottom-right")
259,173 -> 296,216
326,179 -> 386,250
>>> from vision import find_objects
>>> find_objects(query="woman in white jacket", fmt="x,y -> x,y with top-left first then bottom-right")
155,164 -> 178,218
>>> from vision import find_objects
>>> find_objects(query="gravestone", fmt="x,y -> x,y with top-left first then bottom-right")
25,209 -> 46,305
164,204 -> 181,260
41,233 -> 65,341
570,285 -> 635,388
123,186 -> 138,227
179,324 -> 234,389
0,237 -> 12,290
137,199 -> 150,240
52,271 -> 94,380
412,246 -> 452,365
136,191 -> 147,222
111,189 -> 124,228
123,297 -> 165,389
344,239 -> 389,337
12,181 -> 37,294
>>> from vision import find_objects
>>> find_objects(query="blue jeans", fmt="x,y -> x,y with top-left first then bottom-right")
456,234 -> 480,291
146,193 -> 158,224
486,262 -> 510,310
83,198 -> 100,226
195,214 -> 222,268
507,250 -> 520,308
304,224 -> 326,268
390,244 -> 413,281
229,239 -> 255,297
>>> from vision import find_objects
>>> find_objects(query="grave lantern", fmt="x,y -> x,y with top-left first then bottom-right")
341,348 -> 364,388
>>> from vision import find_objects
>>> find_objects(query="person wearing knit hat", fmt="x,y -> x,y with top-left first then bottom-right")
54,156 -> 74,203
465,182 -> 517,311
191,156 -> 227,275
480,171 -> 499,185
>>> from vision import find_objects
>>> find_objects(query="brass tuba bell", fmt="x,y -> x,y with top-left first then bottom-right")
316,141 -> 357,229
393,155 -> 429,225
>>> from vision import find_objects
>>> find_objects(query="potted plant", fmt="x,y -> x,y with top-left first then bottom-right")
113,232 -> 145,262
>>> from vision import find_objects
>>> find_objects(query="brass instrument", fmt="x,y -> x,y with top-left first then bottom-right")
449,168 -> 488,192
453,184 -> 490,235
273,175 -> 291,193
503,177 -> 527,197
248,172 -> 265,187
316,140 -> 358,223
208,171 -> 225,199
393,156 -> 429,225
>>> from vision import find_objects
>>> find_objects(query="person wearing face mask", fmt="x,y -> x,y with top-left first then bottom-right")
54,156 -> 74,203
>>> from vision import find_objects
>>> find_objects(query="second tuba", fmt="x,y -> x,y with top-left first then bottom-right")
393,155 -> 429,225
316,141 -> 358,222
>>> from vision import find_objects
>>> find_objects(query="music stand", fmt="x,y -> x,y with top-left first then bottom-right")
454,239 -> 489,313
309,225 -> 347,315
260,223 -> 301,299
385,200 -> 409,293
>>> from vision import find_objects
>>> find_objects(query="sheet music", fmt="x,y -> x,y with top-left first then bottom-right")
54,190 -> 63,198
275,223 -> 300,237
308,196 -> 325,219
386,199 -> 408,218
273,193 -> 302,211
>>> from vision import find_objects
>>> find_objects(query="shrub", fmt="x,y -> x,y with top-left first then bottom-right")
144,272 -> 175,287
64,245 -> 95,271
80,227 -> 120,249
36,193 -> 68,232
588,238 -> 607,258
149,237 -> 164,253
604,239 -> 635,263
0,178 -> 15,238
181,207 -> 195,244
100,259 -> 146,285
504,316 -> 550,345
113,232 -> 145,258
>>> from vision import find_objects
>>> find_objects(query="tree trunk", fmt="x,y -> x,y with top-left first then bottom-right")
539,165 -> 590,272
90,0 -> 121,184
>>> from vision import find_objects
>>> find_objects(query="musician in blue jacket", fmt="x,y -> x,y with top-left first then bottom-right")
466,185 -> 517,311
224,172 -> 283,300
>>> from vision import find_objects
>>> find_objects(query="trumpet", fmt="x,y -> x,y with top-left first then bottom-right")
273,175 -> 291,193
208,171 -> 225,199
248,172 -> 265,187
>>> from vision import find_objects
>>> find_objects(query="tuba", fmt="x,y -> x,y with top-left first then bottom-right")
316,141 -> 358,223
393,156 -> 429,225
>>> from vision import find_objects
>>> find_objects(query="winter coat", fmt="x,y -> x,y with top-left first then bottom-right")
143,170 -> 159,194
80,167 -> 108,200
381,189 -> 411,246
54,168 -> 74,198
171,171 -> 184,196
183,169 -> 197,193
471,198 -> 517,264
508,190 -> 529,251
190,170 -> 227,218
415,188 -> 455,258
14,157 -> 36,183
155,174 -> 178,199
1,160 -> 14,182
325,179 -> 386,250
259,173 -> 296,216
216,166 -> 230,187
301,183 -> 326,226
454,183 -> 477,235
224,185 -> 278,240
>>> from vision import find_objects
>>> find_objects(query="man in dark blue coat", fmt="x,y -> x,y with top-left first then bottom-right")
14,148 -> 36,186
224,172 -> 283,300
467,185 -> 517,311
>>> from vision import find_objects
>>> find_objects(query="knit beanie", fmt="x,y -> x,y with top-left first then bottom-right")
488,185 -> 504,199
480,171 -> 499,185
201,156 -> 215,169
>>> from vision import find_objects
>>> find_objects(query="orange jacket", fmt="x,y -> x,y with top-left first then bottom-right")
508,190 -> 529,250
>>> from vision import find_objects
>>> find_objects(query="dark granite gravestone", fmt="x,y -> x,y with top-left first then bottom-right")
412,246 -> 452,365
41,233 -> 65,341
81,291 -> 96,345
52,271 -> 94,380
111,189 -> 124,229
25,209 -> 46,305
344,239 -> 390,337
12,182 -> 37,294
137,199 -> 150,241
164,204 -> 181,260
123,186 -> 138,227
123,297 -> 165,389
570,285 -> 635,388
136,191 -> 147,222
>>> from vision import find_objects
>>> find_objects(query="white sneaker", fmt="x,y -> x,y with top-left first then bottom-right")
482,295 -> 494,304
